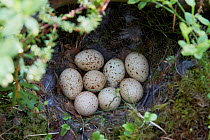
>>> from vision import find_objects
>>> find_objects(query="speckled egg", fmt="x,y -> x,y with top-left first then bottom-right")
74,49 -> 104,71
120,78 -> 143,103
83,70 -> 106,93
103,58 -> 125,87
98,87 -> 121,110
59,68 -> 83,100
125,52 -> 149,82
74,91 -> 98,116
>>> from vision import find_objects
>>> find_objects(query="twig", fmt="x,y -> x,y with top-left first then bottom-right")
172,5 -> 177,32
62,6 -> 86,20
23,132 -> 59,140
161,136 -> 174,140
126,103 -> 167,135
99,0 -> 110,13
0,135 -> 4,140
0,125 -> 16,138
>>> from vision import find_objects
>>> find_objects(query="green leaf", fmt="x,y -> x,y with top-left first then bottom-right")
0,0 -> 14,7
24,16 -> 39,35
18,90 -> 39,109
0,36 -> 22,57
2,13 -> 23,36
0,56 -> 14,87
91,131 -> 101,140
63,113 -> 71,120
19,57 -> 26,77
195,14 -> 210,25
184,12 -> 195,24
127,0 -> 140,4
91,131 -> 107,140
194,41 -> 210,59
170,0 -> 178,5
185,0 -> 195,7
138,2 -> 147,10
22,0 -> 47,15
207,93 -> 210,99
179,22 -> 192,40
60,128 -> 68,137
191,23 -> 200,33
180,44 -> 197,56
44,101 -> 49,105
62,124 -> 70,130
122,122 -> 135,132
0,8 -> 15,21
20,82 -> 40,90
178,41 -> 190,50
26,59 -> 47,82
115,88 -> 120,94
149,113 -> 158,121
123,131 -> 131,137
194,30 -> 205,36
143,112 -> 158,122
162,1 -> 170,5
206,25 -> 210,33
60,124 -> 70,136
197,34 -> 208,44
44,134 -> 52,140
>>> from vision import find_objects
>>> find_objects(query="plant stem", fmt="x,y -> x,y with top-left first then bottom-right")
153,1 -> 185,22
13,57 -> 21,106
177,2 -> 186,14
126,103 -> 167,135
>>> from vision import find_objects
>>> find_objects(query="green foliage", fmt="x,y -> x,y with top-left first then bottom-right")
122,122 -> 135,137
44,134 -> 52,140
118,111 -> 160,140
143,111 -> 158,123
39,0 -> 103,34
0,0 -> 104,110
0,0 -> 46,87
91,131 -> 107,140
62,113 -> 71,121
59,113 -> 72,136
60,124 -> 70,136
128,0 -> 210,59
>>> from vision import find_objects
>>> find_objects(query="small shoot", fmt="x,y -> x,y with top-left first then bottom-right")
62,113 -> 71,121
60,124 -> 70,137
143,111 -> 158,123
44,134 -> 52,140
91,131 -> 107,140
122,122 -> 135,137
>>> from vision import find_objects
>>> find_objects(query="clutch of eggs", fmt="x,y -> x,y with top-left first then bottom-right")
59,49 -> 149,116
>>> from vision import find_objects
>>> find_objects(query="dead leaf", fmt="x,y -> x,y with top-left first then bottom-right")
61,101 -> 81,118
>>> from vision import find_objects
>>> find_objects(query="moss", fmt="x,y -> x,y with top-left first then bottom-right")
154,52 -> 210,139
0,108 -> 49,140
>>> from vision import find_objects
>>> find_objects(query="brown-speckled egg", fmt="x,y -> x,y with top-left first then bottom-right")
74,91 -> 98,116
98,87 -> 121,110
120,78 -> 143,103
59,68 -> 83,100
83,70 -> 106,93
125,52 -> 149,82
103,58 -> 125,87
74,49 -> 104,71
